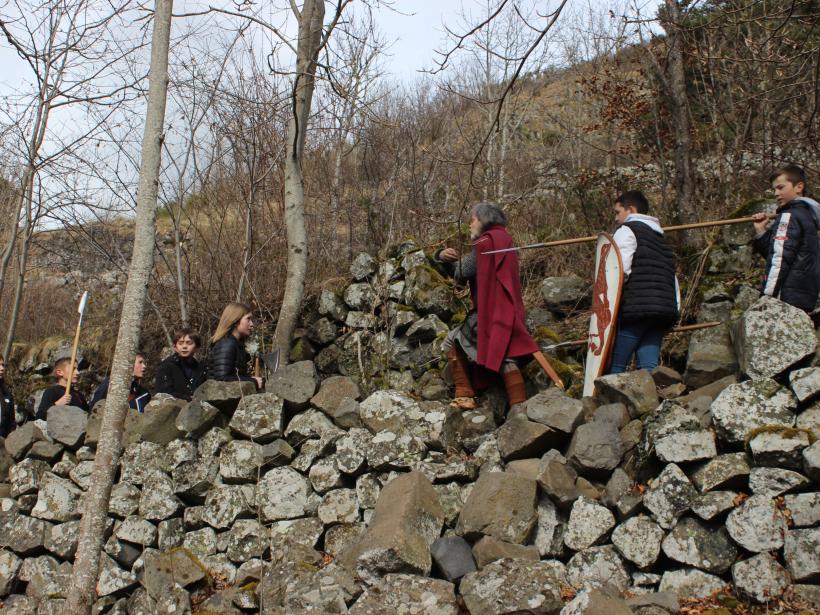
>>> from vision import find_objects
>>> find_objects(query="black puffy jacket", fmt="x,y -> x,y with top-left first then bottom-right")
206,336 -> 255,383
155,354 -> 206,401
0,382 -> 14,438
753,197 -> 820,312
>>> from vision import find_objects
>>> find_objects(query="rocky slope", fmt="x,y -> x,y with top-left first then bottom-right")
1,234 -> 819,614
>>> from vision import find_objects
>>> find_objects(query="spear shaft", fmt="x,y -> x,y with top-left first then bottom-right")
483,214 -> 773,255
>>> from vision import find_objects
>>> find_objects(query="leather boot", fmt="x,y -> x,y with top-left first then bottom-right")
501,366 -> 527,406
447,347 -> 475,408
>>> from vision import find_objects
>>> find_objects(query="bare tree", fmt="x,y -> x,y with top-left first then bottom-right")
65,0 -> 174,611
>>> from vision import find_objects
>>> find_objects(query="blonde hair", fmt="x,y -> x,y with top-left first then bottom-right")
212,302 -> 252,343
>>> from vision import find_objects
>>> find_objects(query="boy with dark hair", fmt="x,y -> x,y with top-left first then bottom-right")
36,357 -> 90,419
155,328 -> 206,401
751,164 -> 820,312
91,352 -> 151,412
608,190 -> 679,373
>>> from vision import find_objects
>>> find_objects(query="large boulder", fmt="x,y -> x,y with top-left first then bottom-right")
256,468 -> 313,522
192,380 -> 257,414
30,473 -> 83,522
358,389 -> 422,434
457,472 -> 537,545
526,389 -> 584,434
732,297 -> 816,379
267,361 -> 319,411
123,396 -> 185,445
46,406 -> 88,448
497,417 -> 556,461
460,559 -> 563,615
726,495 -> 788,552
684,324 -> 738,389
594,370 -> 659,418
540,276 -> 590,313
5,422 -> 48,460
342,471 -> 444,583
229,393 -> 284,442
566,422 -> 623,478
710,379 -> 797,445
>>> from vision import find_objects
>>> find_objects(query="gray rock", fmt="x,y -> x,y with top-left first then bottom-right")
109,482 -> 140,518
404,264 -> 457,318
534,498 -> 566,559
311,376 -> 360,415
562,588 -> 635,615
342,471 -> 443,584
308,456 -> 343,493
157,518 -> 184,550
350,252 -> 378,281
456,472 -> 537,545
526,388 -> 585,433
471,536 -> 539,568
343,282 -> 378,311
359,389 -> 421,434
318,488 -> 359,526
96,553 -> 138,597
219,440 -> 263,483
726,495 -> 788,552
334,428 -> 370,475
732,552 -> 790,603
749,428 -> 810,469
784,492 -> 820,527
434,482 -> 471,527
802,440 -> 820,481
497,417 -> 556,461
228,392 -> 284,442
346,311 -> 377,329
202,484 -> 252,529
120,441 -> 166,486
790,367 -> 820,403
285,408 -> 344,448
259,439 -> 295,467
566,545 -> 630,592
191,379 -> 257,413
710,379 -> 796,445
172,458 -> 219,501
611,515 -> 664,569
3,508 -> 50,555
401,249 -> 427,271
564,497 -> 615,551
116,516 -> 157,547
9,458 -> 49,497
537,459 -> 579,508
783,528 -> 820,582
567,422 -> 623,478
308,316 -> 340,346
30,473 -> 82,522
691,453 -> 750,492
684,324 -> 738,389
68,460 -> 94,490
643,464 -> 697,530
366,431 -> 426,471
349,574 -> 458,615
324,522 -> 366,556
46,405 -> 88,448
733,297 -> 816,379
225,519 -> 268,563
594,370 -> 659,418
406,314 -> 448,343
138,471 -> 181,521
661,517 -> 737,574
691,491 -> 737,521
183,527 -> 217,557
440,406 -> 497,451
658,568 -> 724,599
797,401 -> 820,436
269,517 -> 324,552
355,474 -> 382,510
461,558 -> 563,615
655,430 -> 717,464
255,467 -> 312,522
749,466 -> 811,496
4,422 -> 48,460
128,396 -> 185,445
0,550 -> 21,596
44,520 -> 79,559
1,595 -> 36,614
541,275 -> 590,312
430,535 -> 476,582
592,403 -> 630,428
319,289 -> 349,322
176,400 -> 221,438
27,440 -> 63,464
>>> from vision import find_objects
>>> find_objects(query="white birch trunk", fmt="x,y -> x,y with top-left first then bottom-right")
64,1 -> 173,611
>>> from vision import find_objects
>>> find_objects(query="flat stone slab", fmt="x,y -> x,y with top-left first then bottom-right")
456,472 -> 537,545
460,559 -> 563,615
710,379 -> 796,445
611,515 -> 665,569
349,574 -> 458,615
661,516 -> 738,574
732,552 -> 790,603
655,429 -> 717,464
726,495 -> 788,552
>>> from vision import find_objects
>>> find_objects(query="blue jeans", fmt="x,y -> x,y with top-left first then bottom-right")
608,321 -> 665,374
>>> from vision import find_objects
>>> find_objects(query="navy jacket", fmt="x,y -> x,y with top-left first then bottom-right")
753,197 -> 820,312
90,377 -> 151,412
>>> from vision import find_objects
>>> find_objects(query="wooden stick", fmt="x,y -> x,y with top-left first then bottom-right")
64,291 -> 89,397
484,214 -> 775,254
533,351 -> 565,390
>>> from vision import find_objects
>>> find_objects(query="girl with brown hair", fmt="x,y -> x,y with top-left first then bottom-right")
207,303 -> 263,389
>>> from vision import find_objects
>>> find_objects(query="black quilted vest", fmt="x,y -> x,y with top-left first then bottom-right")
619,221 -> 679,326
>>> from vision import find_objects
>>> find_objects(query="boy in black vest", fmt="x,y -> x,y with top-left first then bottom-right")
608,190 -> 679,374
36,357 -> 90,419
751,164 -> 820,313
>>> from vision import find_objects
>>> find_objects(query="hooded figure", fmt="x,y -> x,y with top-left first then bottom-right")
435,202 -> 539,411
753,195 -> 820,313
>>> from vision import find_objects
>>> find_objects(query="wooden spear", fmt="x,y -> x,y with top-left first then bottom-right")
64,291 -> 89,397
542,321 -> 723,352
483,214 -> 774,255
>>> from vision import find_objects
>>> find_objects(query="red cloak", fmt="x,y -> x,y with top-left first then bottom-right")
473,225 -> 539,373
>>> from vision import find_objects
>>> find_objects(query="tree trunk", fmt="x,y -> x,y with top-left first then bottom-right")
2,225 -> 32,358
662,0 -> 697,240
64,1 -> 173,612
271,0 -> 325,362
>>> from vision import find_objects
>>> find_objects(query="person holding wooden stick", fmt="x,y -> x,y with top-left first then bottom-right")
436,202 -> 540,411
751,164 -> 820,313
36,357 -> 90,420
608,191 -> 679,374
